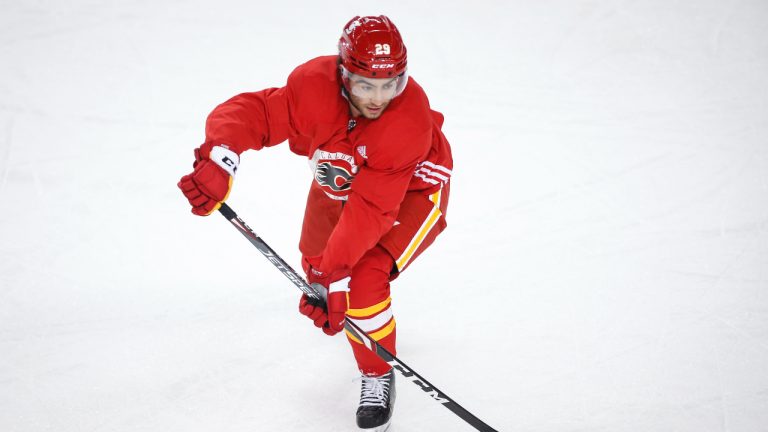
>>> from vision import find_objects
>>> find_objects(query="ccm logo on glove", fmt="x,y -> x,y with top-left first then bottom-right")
178,145 -> 240,216
210,146 -> 239,177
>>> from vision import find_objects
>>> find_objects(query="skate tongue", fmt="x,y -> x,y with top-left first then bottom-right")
360,375 -> 390,407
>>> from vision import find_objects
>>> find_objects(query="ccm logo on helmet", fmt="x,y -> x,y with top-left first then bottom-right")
372,64 -> 394,69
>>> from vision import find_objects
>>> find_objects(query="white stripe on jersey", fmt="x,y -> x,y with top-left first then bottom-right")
417,161 -> 452,176
416,167 -> 450,182
413,160 -> 451,185
414,172 -> 440,185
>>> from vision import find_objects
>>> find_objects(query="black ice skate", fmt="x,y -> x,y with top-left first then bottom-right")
356,369 -> 396,431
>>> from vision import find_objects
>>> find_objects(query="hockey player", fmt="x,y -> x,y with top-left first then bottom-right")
178,15 -> 452,431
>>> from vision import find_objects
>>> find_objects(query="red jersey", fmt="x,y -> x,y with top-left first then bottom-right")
203,55 -> 453,275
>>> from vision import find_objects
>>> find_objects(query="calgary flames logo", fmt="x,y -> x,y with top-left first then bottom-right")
311,149 -> 357,200
315,162 -> 354,193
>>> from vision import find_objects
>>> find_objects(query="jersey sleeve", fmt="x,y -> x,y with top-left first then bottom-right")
201,63 -> 316,156
203,86 -> 296,154
318,119 -> 431,274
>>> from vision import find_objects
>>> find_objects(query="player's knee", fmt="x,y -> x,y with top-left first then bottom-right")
349,245 -> 394,289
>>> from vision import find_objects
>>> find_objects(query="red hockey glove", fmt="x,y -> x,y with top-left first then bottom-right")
298,293 -> 329,329
299,267 -> 349,336
178,145 -> 239,216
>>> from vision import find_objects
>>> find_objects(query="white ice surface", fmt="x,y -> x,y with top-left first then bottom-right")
1,1 -> 767,431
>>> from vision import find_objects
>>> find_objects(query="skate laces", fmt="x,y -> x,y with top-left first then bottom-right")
359,372 -> 391,407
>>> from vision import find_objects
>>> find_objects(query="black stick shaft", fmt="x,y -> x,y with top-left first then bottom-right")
217,202 -> 498,432
218,203 -> 323,303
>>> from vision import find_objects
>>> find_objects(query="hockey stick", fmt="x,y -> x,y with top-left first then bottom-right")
217,202 -> 499,432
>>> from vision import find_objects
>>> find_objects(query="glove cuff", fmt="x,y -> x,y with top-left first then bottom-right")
209,145 -> 240,177
329,277 -> 350,294
310,276 -> 349,303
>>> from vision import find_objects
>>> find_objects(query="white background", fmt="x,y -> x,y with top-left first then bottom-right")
1,1 -> 767,431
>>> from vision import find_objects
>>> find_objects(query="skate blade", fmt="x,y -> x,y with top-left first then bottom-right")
359,419 -> 391,432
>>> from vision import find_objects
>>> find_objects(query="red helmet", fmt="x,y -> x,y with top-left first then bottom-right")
338,15 -> 407,78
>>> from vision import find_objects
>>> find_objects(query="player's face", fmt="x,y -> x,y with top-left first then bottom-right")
347,76 -> 400,119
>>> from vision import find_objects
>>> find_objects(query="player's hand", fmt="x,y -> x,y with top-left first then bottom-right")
298,293 -> 329,330
299,267 -> 349,336
178,145 -> 239,216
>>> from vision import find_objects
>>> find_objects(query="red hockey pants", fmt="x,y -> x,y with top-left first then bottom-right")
343,184 -> 450,376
